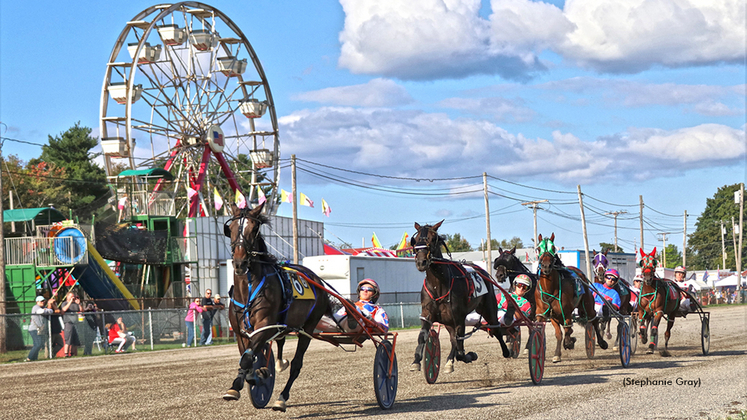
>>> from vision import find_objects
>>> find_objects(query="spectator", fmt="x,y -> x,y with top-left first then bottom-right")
82,302 -> 102,356
60,292 -> 82,357
26,296 -> 53,362
42,289 -> 64,357
116,317 -> 137,351
333,279 -> 389,332
106,319 -> 135,353
185,298 -> 203,347
204,294 -> 225,345
199,289 -> 223,345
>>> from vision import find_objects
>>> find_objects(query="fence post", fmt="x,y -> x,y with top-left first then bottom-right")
47,317 -> 52,359
148,309 -> 154,351
400,303 -> 404,329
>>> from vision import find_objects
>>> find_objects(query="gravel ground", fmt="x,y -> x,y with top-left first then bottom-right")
1,305 -> 744,420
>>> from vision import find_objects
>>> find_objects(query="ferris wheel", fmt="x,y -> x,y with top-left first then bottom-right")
100,2 -> 280,217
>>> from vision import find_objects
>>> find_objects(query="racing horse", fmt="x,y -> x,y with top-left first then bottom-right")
492,247 -> 537,319
409,220 -> 510,374
592,249 -> 632,345
535,233 -> 607,363
222,202 -> 331,411
637,248 -> 683,356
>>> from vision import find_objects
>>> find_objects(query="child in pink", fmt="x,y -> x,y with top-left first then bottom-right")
185,298 -> 203,347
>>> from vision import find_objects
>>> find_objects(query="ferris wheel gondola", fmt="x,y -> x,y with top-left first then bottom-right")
100,2 -> 280,217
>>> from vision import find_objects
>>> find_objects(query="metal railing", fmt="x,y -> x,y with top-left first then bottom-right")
5,236 -> 88,267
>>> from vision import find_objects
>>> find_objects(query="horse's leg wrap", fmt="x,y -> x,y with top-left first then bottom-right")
240,349 -> 260,385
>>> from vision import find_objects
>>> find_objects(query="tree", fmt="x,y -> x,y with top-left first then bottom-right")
443,233 -> 472,252
659,244 -> 682,269
477,237 -> 524,251
688,184 -> 745,270
31,123 -> 108,222
1,155 -> 68,218
599,242 -> 624,253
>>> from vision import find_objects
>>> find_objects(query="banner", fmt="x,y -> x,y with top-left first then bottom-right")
322,199 -> 331,217
214,188 -> 224,211
281,189 -> 292,203
235,189 -> 247,209
299,192 -> 314,207
257,187 -> 267,205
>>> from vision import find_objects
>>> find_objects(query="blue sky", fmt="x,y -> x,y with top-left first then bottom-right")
1,0 -> 745,259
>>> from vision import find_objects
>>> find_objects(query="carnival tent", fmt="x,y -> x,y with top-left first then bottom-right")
714,275 -> 743,288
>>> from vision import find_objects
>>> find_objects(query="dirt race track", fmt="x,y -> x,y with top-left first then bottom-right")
2,305 -> 745,420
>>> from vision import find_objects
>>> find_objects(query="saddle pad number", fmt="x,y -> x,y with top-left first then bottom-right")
465,267 -> 489,298
290,272 -> 314,300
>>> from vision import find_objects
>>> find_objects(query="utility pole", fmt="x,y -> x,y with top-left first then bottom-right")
682,210 -> 688,267
721,221 -> 727,271
291,155 -> 299,264
483,173 -> 492,277
658,232 -> 670,268
732,217 -> 739,271
578,186 -> 593,279
522,199 -> 547,249
0,139 -> 6,353
738,183 -> 744,279
639,195 -> 644,252
605,211 -> 627,252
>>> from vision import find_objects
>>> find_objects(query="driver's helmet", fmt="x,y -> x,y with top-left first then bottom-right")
674,266 -> 686,275
514,274 -> 532,289
604,269 -> 620,281
357,279 -> 380,303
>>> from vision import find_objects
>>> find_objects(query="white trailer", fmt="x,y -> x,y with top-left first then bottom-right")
301,255 -> 424,303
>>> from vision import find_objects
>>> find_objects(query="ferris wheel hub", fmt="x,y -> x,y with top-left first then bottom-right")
206,125 -> 225,153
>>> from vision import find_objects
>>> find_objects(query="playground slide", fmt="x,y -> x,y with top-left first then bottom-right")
72,240 -> 140,311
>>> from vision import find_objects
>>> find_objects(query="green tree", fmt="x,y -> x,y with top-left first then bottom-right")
31,123 -> 108,222
688,183 -> 745,270
599,242 -> 624,253
443,233 -> 472,252
659,244 -> 682,268
477,236 -> 524,251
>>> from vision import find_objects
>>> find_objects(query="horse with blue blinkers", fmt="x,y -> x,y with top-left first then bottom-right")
222,202 -> 331,412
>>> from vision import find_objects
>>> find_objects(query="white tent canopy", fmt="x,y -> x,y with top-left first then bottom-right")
683,280 -> 711,291
714,275 -> 743,288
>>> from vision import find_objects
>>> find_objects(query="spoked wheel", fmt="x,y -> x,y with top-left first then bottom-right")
617,322 -> 631,367
701,315 -> 710,356
528,329 -> 545,385
585,323 -> 595,359
423,328 -> 440,384
628,316 -> 638,355
100,3 -> 281,219
249,344 -> 276,409
508,328 -> 521,359
373,340 -> 398,409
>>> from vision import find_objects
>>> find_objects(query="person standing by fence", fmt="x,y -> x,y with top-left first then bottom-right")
26,296 -> 53,362
185,298 -> 203,347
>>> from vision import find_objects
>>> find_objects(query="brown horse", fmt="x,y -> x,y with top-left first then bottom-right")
409,221 -> 510,374
637,248 -> 681,356
492,247 -> 537,319
535,233 -> 607,363
222,203 -> 331,411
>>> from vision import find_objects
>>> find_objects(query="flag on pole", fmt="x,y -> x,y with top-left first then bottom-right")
396,231 -> 409,250
257,187 -> 267,206
281,189 -> 292,203
299,192 -> 314,207
372,232 -> 383,249
235,189 -> 247,209
187,187 -> 198,200
214,188 -> 224,211
322,199 -> 331,217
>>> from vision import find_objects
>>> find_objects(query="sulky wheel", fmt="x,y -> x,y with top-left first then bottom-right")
628,316 -> 638,355
510,328 -> 521,359
585,323 -> 595,359
249,344 -> 276,409
617,322 -> 631,367
374,340 -> 398,409
528,329 -> 545,385
423,328 -> 441,384
701,315 -> 710,356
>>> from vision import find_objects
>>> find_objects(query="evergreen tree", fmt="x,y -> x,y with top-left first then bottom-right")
443,233 -> 472,252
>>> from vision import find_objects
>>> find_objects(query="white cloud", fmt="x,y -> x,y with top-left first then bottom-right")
279,106 -> 745,184
337,0 -> 745,80
293,78 -> 414,107
439,96 -> 536,122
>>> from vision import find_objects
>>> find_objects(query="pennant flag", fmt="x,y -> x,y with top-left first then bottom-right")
322,199 -> 331,217
235,189 -> 247,209
372,232 -> 383,249
187,187 -> 198,200
281,189 -> 293,203
214,188 -> 224,211
117,196 -> 127,210
323,243 -> 350,255
257,187 -> 267,205
396,231 -> 409,250
299,192 -> 314,207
